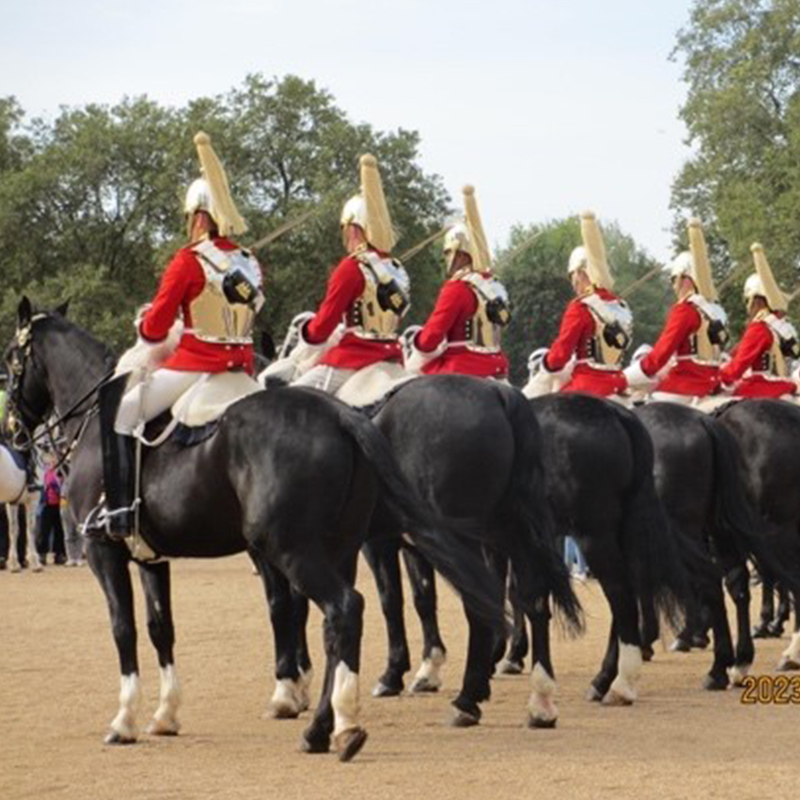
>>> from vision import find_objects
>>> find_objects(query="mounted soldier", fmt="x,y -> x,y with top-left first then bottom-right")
405,185 -> 510,379
719,243 -> 799,399
99,131 -> 264,538
266,154 -> 410,395
524,211 -> 632,399
624,219 -> 728,407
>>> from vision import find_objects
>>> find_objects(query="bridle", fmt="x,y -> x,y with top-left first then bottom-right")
6,314 -> 114,469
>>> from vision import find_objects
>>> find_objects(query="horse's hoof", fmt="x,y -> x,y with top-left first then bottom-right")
335,727 -> 368,763
585,685 -> 604,702
690,635 -> 710,650
450,708 -> 480,728
641,645 -> 655,663
776,657 -> 800,672
265,701 -> 301,719
670,638 -> 691,653
104,730 -> 137,745
146,720 -> 180,736
527,713 -> 557,729
9,565 -> 21,574
497,659 -> 524,676
371,681 -> 402,698
767,624 -> 785,638
727,665 -> 750,687
409,677 -> 440,694
702,673 -> 729,691
751,624 -> 771,639
299,734 -> 330,754
602,689 -> 633,707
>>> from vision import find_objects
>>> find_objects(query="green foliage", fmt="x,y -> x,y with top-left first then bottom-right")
497,217 -> 670,384
672,0 -> 800,329
0,75 -> 448,354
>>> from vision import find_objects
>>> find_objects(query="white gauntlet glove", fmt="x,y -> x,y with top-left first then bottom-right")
259,312 -> 339,385
403,326 -> 444,374
522,348 -> 568,398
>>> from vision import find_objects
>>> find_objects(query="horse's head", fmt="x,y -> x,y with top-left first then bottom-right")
3,297 -> 69,446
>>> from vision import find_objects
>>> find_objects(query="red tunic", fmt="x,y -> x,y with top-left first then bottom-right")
544,288 -> 627,397
415,277 -> 509,378
304,251 -> 404,370
637,300 -> 719,396
140,237 -> 256,374
719,320 -> 796,398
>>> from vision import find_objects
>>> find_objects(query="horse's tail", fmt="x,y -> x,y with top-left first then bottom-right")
616,408 -> 687,631
700,415 -> 800,596
333,403 -> 504,631
504,389 -> 583,636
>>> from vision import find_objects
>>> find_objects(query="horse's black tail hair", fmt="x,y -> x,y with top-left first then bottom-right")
615,407 -> 687,632
505,389 -> 583,636
699,415 -> 800,598
333,403 -> 505,632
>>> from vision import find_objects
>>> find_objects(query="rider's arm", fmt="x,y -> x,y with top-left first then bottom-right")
416,282 -> 475,353
543,300 -> 590,372
304,257 -> 365,344
140,250 -> 203,343
639,303 -> 700,377
720,322 -> 771,385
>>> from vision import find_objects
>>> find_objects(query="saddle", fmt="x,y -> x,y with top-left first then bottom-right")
334,362 -> 416,409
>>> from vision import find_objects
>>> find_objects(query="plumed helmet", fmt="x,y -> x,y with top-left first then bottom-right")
663,251 -> 695,280
184,132 -> 247,237
444,186 -> 491,272
340,154 -> 397,252
663,220 -> 719,301
443,221 -> 471,256
569,211 -> 614,290
749,243 -> 787,311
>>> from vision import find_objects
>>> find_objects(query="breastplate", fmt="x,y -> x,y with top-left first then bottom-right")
754,313 -> 799,378
189,240 -> 264,345
686,295 -> 728,365
580,293 -> 633,369
347,252 -> 410,340
455,271 -> 511,353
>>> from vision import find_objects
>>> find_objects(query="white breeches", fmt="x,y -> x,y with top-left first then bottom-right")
0,446 -> 26,504
115,370 -> 205,435
292,365 -> 356,395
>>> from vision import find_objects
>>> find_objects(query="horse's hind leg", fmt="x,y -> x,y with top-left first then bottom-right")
498,567 -> 529,675
723,562 -> 754,686
86,539 -> 140,744
770,583 -> 791,637
138,562 -> 182,735
777,593 -> 800,671
278,547 -> 367,762
253,555 -> 309,719
23,500 -> 42,572
526,582 -> 558,728
752,574 -> 775,638
700,578 -> 735,691
362,537 -> 410,697
403,545 -> 447,693
7,504 -> 20,572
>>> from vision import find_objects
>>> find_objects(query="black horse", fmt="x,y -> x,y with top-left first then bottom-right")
716,399 -> 800,671
3,299 -> 503,762
634,402 -> 800,689
340,393 -> 688,708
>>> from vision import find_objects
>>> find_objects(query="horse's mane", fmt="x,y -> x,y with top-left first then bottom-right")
34,312 -> 118,374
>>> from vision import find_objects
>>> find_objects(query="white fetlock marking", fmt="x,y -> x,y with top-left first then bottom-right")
528,662 -> 558,723
609,642 -> 643,703
782,632 -> 800,661
412,646 -> 446,689
150,665 -> 181,734
269,678 -> 303,716
331,662 -> 360,737
110,674 -> 140,740
727,664 -> 750,687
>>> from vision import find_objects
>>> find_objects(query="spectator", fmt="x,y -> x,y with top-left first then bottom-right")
37,454 -> 66,565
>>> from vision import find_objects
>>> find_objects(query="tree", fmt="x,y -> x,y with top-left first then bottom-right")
496,217 -> 670,384
671,0 -> 800,333
0,76 -> 449,353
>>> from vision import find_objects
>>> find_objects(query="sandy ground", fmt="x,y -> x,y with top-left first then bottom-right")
0,555 -> 796,800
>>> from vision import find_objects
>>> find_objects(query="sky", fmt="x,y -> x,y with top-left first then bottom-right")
1,0 -> 695,262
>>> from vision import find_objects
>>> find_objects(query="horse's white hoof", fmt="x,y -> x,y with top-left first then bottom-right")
146,717 -> 180,736
728,665 -> 750,686
104,729 -> 137,745
602,689 -> 634,707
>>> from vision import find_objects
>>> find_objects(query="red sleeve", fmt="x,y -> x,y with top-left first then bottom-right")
140,249 -> 203,343
640,303 -> 701,377
305,257 -> 365,344
416,281 -> 476,353
544,299 -> 592,371
720,322 -> 772,385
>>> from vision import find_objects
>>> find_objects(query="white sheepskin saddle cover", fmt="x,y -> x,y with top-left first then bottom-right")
172,372 -> 263,427
335,361 -> 417,408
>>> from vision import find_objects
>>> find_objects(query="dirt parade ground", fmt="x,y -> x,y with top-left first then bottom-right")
0,554 -> 796,800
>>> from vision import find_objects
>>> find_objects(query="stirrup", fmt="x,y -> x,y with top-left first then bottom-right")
96,500 -> 141,541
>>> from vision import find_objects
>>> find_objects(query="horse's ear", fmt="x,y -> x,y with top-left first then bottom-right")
17,296 -> 32,328
259,330 -> 277,362
54,300 -> 70,318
